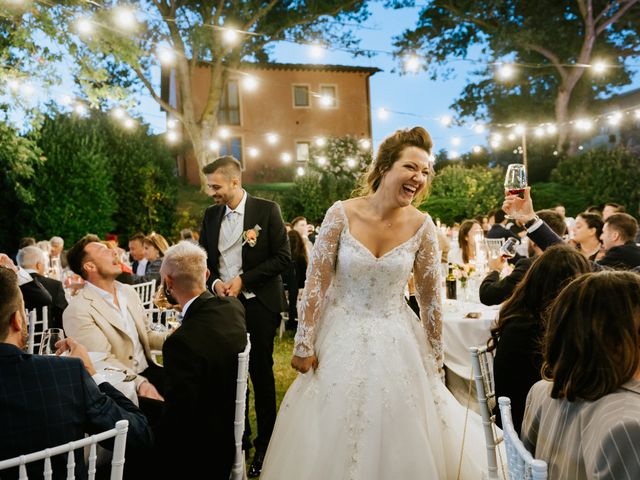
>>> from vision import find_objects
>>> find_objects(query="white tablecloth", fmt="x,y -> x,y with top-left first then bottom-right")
442,299 -> 499,380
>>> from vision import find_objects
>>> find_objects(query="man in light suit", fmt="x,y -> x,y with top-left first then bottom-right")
63,234 -> 165,402
0,266 -> 152,479
154,241 -> 247,479
199,156 -> 290,477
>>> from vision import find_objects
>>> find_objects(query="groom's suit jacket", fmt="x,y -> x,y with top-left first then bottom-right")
63,282 -> 164,390
199,194 -> 290,313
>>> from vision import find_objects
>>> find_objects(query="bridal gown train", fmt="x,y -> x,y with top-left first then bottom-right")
261,201 -> 489,480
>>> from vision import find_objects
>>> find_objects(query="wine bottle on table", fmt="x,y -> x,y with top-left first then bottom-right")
446,263 -> 457,300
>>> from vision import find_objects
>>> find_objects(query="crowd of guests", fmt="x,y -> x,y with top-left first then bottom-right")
3,167 -> 640,479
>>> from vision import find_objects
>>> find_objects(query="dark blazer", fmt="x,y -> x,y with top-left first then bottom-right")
156,292 -> 247,479
20,276 -> 52,311
597,241 -> 640,270
527,222 -> 563,250
493,314 -> 544,435
486,224 -> 519,241
31,272 -> 68,330
0,343 -> 152,479
199,194 -> 291,313
479,257 -> 535,306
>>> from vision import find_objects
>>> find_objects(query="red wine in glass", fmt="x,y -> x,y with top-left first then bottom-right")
504,164 -> 527,217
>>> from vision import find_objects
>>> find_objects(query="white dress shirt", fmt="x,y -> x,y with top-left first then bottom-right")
135,258 -> 148,276
213,190 -> 255,299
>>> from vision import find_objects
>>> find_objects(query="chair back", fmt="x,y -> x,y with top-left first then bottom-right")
470,345 -> 502,479
498,397 -> 548,480
0,419 -> 129,480
131,280 -> 156,310
27,306 -> 49,355
484,238 -> 505,259
230,335 -> 251,480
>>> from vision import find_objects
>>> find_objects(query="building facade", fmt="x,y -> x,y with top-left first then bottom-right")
161,62 -> 379,184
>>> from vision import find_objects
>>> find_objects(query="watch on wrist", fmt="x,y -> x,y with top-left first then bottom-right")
523,215 -> 539,229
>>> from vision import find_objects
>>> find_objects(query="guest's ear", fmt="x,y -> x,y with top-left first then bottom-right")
10,310 -> 24,332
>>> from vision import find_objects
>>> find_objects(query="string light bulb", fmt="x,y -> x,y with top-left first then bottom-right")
248,147 -> 259,158
497,64 -> 515,81
359,139 -> 371,150
167,131 -> 179,143
218,127 -> 230,139
242,76 -> 258,91
546,124 -> 557,134
296,166 -> 305,176
473,124 -> 485,134
607,111 -> 622,125
440,115 -> 452,127
451,136 -> 461,146
592,61 -> 607,74
317,156 -> 327,166
281,152 -> 292,163
112,107 -> 126,119
346,157 -> 357,168
309,43 -> 325,59
266,133 -> 279,145
315,137 -> 326,147
319,95 -> 333,107
208,140 -> 220,151
514,124 -> 525,135
472,145 -> 482,154
166,118 -> 177,129
377,108 -> 389,120
113,7 -> 137,30
74,104 -> 87,116
404,55 -> 421,73
76,18 -> 94,35
223,28 -> 239,44
157,46 -> 176,65
123,118 -> 135,129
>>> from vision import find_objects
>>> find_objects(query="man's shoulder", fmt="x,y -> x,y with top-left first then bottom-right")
247,194 -> 279,210
203,203 -> 224,216
34,273 -> 64,290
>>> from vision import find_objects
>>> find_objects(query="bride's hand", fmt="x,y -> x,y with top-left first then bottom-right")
291,354 -> 318,373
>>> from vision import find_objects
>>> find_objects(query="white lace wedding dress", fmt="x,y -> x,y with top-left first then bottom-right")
261,201 -> 488,479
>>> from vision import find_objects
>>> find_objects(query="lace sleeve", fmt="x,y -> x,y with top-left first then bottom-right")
293,201 -> 344,357
413,216 -> 444,372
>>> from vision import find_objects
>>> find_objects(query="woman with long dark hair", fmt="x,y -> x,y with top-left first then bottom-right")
488,244 -> 591,433
522,271 -> 640,479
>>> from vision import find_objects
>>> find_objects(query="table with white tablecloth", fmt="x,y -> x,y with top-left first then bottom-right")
441,299 -> 499,412
442,299 -> 499,380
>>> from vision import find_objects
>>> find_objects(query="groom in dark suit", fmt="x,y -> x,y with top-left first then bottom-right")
199,156 -> 290,477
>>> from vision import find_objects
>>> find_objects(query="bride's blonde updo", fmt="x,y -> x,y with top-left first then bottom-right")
355,126 -> 434,205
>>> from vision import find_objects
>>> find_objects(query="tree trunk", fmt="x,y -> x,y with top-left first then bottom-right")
555,86 -> 572,154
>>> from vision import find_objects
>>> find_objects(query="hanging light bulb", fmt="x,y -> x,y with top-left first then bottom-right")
113,7 -> 137,30
248,147 -> 259,158
546,124 -> 557,135
218,127 -> 230,139
440,115 -> 452,127
309,43 -> 325,59
497,64 -> 515,81
111,107 -> 126,119
377,108 -> 389,120
281,152 -> 292,163
296,166 -> 305,176
242,76 -> 258,91
316,156 -> 327,166
208,140 -> 220,151
266,133 -> 279,145
404,55 -> 421,73
472,145 -> 482,154
223,28 -> 239,44
167,131 -> 179,143
76,18 -> 94,35
346,157 -> 357,168
157,46 -> 176,65
359,139 -> 371,150
315,137 -> 326,147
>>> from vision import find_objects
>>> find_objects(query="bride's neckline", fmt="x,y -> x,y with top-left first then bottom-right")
338,200 -> 428,260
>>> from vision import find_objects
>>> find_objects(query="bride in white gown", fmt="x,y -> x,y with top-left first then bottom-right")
261,127 -> 489,479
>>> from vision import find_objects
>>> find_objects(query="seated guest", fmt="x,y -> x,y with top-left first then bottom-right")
479,210 -> 566,306
571,212 -> 604,261
503,188 -> 639,270
63,235 -> 165,402
138,232 -> 169,284
129,233 -> 148,276
488,244 -> 591,433
154,241 -> 247,479
179,228 -> 198,244
598,213 -> 640,270
522,271 -> 640,479
0,253 -> 52,310
486,209 -> 520,242
448,219 -> 483,266
602,201 -> 625,220
0,267 -> 152,479
17,245 -> 68,330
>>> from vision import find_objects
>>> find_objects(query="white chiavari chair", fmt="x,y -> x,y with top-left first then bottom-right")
469,345 -> 504,480
131,279 -> 156,310
230,335 -> 251,480
498,397 -> 548,480
27,306 -> 49,355
0,419 -> 129,480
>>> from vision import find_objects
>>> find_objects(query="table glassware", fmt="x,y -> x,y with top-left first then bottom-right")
499,237 -> 519,259
39,328 -> 65,355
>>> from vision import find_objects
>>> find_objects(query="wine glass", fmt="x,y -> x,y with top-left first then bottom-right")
39,328 -> 65,355
153,284 -> 172,311
504,163 -> 527,219
499,237 -> 519,260
504,163 -> 527,197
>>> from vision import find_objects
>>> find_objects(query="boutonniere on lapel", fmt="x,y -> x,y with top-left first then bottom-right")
242,225 -> 262,247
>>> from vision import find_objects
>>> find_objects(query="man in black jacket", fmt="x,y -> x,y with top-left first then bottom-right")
199,156 -> 290,477
155,240 -> 247,479
480,209 -> 567,305
598,213 -> 640,270
17,245 -> 68,329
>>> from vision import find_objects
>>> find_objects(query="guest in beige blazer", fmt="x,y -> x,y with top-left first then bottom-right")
63,235 -> 165,400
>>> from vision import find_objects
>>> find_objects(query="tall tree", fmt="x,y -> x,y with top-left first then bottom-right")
5,0 -> 370,187
394,0 -> 640,154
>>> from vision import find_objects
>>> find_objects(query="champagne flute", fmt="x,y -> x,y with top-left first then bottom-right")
504,164 -> 527,219
39,328 -> 65,355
